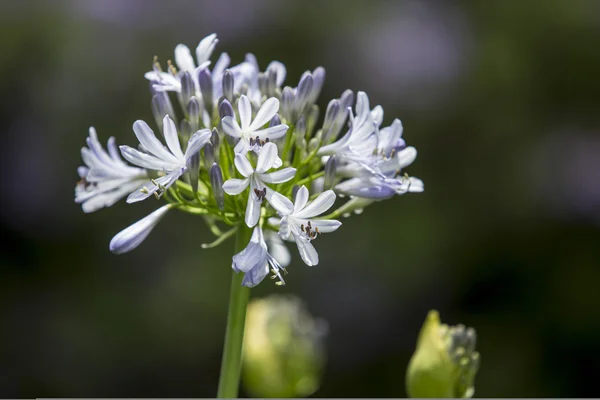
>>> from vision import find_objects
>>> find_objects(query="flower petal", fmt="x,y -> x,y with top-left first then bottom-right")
195,33 -> 218,65
259,167 -> 296,184
265,189 -> 293,214
109,205 -> 171,254
293,186 -> 309,213
245,196 -> 262,228
175,44 -> 196,72
132,120 -> 178,163
254,124 -> 288,140
295,189 -> 336,218
265,231 -> 291,267
238,95 -> 252,130
162,115 -> 185,159
221,116 -> 242,138
119,145 -> 171,171
241,263 -> 270,288
255,142 -> 278,173
232,227 -> 267,273
397,146 -> 417,169
234,154 -> 255,178
295,236 -> 319,266
223,178 -> 250,195
233,138 -> 249,155
249,97 -> 279,131
184,129 -> 212,160
309,219 -> 342,233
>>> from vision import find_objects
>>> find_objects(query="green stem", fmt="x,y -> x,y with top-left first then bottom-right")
216,225 -> 253,398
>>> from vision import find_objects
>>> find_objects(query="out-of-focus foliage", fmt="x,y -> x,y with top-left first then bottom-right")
1,0 -> 600,397
242,295 -> 327,398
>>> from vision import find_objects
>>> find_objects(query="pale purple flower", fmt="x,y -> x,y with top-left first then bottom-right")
119,115 -> 211,202
75,127 -> 148,213
232,226 -> 287,287
221,95 -> 288,154
277,186 -> 341,266
222,142 -> 295,227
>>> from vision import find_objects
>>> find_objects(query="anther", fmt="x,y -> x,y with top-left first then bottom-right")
167,60 -> 177,75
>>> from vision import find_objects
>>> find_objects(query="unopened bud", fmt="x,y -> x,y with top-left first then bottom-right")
210,163 -> 225,210
151,92 -> 175,132
219,99 -> 234,120
295,116 -> 306,147
204,143 -> 215,169
180,71 -> 194,107
324,156 -> 337,190
179,120 -> 192,143
222,69 -> 234,102
406,310 -> 480,398
211,127 -> 220,157
308,66 -> 326,105
198,68 -> 213,114
187,96 -> 201,131
188,152 -> 200,193
269,114 -> 281,128
307,104 -> 319,136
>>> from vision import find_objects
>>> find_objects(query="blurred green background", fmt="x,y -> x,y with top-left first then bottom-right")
1,0 -> 600,397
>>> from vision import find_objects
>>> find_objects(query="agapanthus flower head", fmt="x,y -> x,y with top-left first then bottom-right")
75,33 -> 423,287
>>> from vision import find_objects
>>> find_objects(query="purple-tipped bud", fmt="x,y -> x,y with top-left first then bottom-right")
211,127 -> 220,148
295,73 -> 314,114
151,92 -> 175,132
258,72 -> 268,95
180,71 -> 194,107
179,119 -> 192,143
308,66 -> 326,104
281,87 -> 294,120
188,151 -> 200,193
187,96 -> 200,131
307,104 -> 319,136
269,114 -> 281,128
210,163 -> 225,210
266,68 -> 278,97
324,156 -> 337,190
222,69 -> 234,102
219,99 -> 234,120
295,116 -> 306,147
204,143 -> 215,169
198,68 -> 213,112
291,185 -> 300,201
323,100 -> 340,133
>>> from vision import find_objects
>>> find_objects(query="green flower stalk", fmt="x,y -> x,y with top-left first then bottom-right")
242,295 -> 327,398
406,310 -> 480,398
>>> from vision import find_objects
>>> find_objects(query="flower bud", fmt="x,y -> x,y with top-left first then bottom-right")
179,119 -> 192,143
406,310 -> 480,398
242,295 -> 327,398
180,71 -> 194,107
324,156 -> 337,190
198,67 -> 213,113
151,92 -> 175,132
219,99 -> 234,120
203,143 -> 215,170
295,116 -> 306,147
187,96 -> 201,131
210,163 -> 224,210
211,127 -> 220,162
222,69 -> 234,102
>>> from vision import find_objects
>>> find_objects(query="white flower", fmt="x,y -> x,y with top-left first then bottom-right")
109,204 -> 172,254
232,226 -> 287,287
221,95 -> 288,154
144,33 -> 218,93
223,142 -> 295,227
277,186 -> 341,266
119,115 -> 211,202
75,127 -> 148,213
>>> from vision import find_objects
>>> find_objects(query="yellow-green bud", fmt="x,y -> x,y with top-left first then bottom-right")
242,294 -> 327,398
406,310 -> 480,398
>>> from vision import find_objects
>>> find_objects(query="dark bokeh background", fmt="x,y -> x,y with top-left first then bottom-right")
2,0 -> 600,397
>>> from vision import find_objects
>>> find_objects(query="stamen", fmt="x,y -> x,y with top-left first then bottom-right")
167,60 -> 177,75
153,55 -> 162,72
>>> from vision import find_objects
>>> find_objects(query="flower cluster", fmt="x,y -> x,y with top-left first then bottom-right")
75,33 -> 423,287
